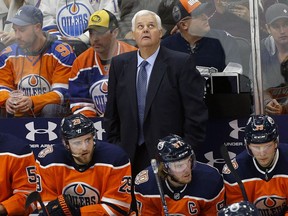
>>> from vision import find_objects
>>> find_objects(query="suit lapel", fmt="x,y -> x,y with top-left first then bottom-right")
144,47 -> 167,119
125,52 -> 138,119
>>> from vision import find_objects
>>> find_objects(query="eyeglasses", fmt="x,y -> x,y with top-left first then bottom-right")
167,156 -> 192,173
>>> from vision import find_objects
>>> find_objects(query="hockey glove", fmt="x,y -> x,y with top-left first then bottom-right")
39,195 -> 80,216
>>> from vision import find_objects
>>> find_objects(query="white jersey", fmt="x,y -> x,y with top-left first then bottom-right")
38,0 -> 120,41
0,0 -> 37,32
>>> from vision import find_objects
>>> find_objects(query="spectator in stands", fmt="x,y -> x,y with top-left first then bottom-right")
206,0 -> 279,41
0,5 -> 76,117
134,134 -> 225,215
259,3 -> 288,115
104,9 -> 207,178
0,132 -> 36,215
68,9 -> 136,117
118,0 -> 161,39
160,0 -> 242,72
222,114 -> 288,215
38,0 -> 120,44
35,114 -> 132,215
0,0 -> 36,46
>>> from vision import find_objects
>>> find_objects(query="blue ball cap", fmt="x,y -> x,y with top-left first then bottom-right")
6,5 -> 43,26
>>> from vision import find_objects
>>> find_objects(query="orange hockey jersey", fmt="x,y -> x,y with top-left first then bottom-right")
0,37 -> 76,114
134,162 -> 225,216
69,41 -> 136,117
223,144 -> 288,215
35,141 -> 132,215
0,133 -> 36,215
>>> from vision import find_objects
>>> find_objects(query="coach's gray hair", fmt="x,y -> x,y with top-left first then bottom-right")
131,10 -> 162,32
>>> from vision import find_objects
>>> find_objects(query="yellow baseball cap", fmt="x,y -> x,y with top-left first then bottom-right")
84,9 -> 118,33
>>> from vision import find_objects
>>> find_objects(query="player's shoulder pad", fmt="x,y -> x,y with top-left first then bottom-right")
94,141 -> 130,166
222,158 -> 239,175
36,143 -> 71,166
134,166 -> 159,195
135,169 -> 150,185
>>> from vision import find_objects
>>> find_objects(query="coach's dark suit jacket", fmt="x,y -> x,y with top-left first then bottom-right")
104,46 -> 208,162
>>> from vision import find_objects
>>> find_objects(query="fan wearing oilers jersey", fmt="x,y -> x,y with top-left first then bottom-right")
35,114 -> 132,215
134,134 -> 225,215
0,5 -> 76,117
68,9 -> 136,117
222,114 -> 288,215
38,0 -> 120,43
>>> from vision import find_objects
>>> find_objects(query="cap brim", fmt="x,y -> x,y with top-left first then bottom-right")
191,2 -> 209,16
268,16 -> 288,24
5,18 -> 31,26
83,26 -> 109,33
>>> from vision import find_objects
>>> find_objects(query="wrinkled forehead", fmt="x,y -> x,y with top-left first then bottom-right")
135,14 -> 158,25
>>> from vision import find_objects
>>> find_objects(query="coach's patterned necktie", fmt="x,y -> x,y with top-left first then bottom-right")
137,60 -> 148,145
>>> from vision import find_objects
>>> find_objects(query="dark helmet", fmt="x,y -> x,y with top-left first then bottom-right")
157,134 -> 194,163
218,201 -> 260,216
244,115 -> 278,145
61,114 -> 95,141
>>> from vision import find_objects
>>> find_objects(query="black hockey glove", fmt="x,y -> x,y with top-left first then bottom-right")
39,195 -> 80,216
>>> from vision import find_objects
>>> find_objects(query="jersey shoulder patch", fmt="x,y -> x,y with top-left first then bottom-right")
135,170 -> 149,185
222,158 -> 239,175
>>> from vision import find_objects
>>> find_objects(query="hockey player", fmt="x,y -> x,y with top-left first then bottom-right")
35,114 -> 132,215
134,134 -> 225,215
68,9 -> 137,117
223,114 -> 288,215
0,132 -> 37,215
0,5 -> 76,117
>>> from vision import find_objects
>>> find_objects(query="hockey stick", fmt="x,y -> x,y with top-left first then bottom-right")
25,191 -> 50,216
151,159 -> 169,216
220,145 -> 249,201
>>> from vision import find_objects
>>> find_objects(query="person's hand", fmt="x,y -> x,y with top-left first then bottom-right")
39,195 -> 80,216
0,31 -> 16,46
265,99 -> 284,115
229,4 -> 250,22
5,95 -> 32,115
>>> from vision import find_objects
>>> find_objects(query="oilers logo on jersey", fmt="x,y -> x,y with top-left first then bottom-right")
18,74 -> 51,96
57,2 -> 91,37
91,77 -> 108,116
254,196 -> 287,215
63,182 -> 99,207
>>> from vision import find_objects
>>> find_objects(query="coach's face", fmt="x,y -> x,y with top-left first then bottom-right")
132,14 -> 162,50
